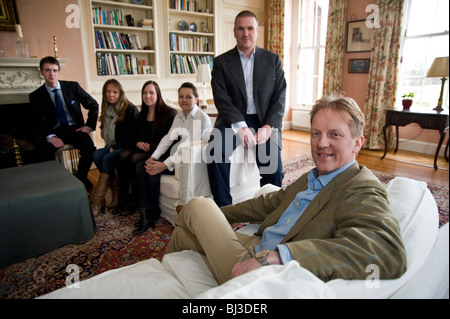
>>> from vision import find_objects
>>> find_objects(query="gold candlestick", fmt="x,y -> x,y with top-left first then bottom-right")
13,139 -> 23,166
53,36 -> 58,59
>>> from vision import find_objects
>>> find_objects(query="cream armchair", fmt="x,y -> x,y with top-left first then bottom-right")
159,140 -> 261,225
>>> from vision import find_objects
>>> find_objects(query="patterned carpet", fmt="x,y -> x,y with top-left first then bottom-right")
1,155 -> 448,299
0,214 -> 174,299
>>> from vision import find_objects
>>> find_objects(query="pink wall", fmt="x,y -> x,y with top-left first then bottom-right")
341,0 -> 373,111
0,0 -> 86,88
342,0 -> 448,146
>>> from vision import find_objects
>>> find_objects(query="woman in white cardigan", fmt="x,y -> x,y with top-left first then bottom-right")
133,82 -> 212,235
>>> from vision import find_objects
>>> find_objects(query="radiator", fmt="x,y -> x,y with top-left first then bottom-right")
292,110 -> 311,130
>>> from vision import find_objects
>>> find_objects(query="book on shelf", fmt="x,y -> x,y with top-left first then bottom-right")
169,0 -> 201,12
92,6 -> 124,26
169,33 -> 211,52
170,54 -> 213,74
95,31 -> 142,50
96,52 -> 147,76
137,19 -> 153,28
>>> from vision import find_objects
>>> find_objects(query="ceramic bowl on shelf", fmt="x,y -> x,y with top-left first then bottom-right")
130,0 -> 147,5
189,22 -> 197,32
178,20 -> 189,31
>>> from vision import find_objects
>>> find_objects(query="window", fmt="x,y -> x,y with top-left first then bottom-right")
291,0 -> 329,110
397,0 -> 449,110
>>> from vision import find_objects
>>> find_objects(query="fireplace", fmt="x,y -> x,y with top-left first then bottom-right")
0,57 -> 67,168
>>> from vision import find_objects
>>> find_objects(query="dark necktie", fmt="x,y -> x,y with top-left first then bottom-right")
53,88 -> 68,126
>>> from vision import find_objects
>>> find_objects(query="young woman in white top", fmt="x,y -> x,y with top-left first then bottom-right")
133,82 -> 212,235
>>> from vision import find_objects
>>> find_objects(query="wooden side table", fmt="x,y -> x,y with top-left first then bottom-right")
381,109 -> 449,169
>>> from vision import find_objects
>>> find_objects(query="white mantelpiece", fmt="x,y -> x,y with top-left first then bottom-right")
0,58 -> 67,105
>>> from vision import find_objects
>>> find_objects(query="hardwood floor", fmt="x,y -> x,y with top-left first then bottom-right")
282,130 -> 449,187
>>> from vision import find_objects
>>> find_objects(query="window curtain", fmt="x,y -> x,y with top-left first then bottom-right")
364,0 -> 405,150
267,0 -> 285,64
323,0 -> 347,96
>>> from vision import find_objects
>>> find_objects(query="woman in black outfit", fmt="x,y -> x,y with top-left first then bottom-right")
115,81 -> 176,218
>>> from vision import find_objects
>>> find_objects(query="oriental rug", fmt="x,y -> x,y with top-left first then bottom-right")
0,155 -> 448,299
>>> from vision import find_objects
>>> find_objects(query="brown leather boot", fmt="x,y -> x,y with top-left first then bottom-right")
107,175 -> 120,210
91,173 -> 110,216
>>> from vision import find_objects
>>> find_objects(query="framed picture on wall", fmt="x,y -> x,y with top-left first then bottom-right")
346,20 -> 373,53
0,0 -> 19,32
349,59 -> 371,73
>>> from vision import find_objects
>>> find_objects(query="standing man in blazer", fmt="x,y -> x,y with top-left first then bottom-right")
207,10 -> 287,207
29,56 -> 99,189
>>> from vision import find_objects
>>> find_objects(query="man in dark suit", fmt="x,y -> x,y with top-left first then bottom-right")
29,56 -> 99,188
207,10 -> 287,207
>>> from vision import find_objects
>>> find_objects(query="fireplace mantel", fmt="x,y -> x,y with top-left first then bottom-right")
0,58 -> 67,105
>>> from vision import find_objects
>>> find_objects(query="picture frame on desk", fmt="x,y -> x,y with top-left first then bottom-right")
346,20 -> 373,53
0,0 -> 19,32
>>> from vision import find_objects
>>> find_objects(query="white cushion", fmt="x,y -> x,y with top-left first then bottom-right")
38,259 -> 190,299
391,223 -> 449,299
327,176 -> 439,298
196,261 -> 336,299
229,144 -> 260,188
162,250 -> 218,298
385,177 -> 438,275
160,174 -> 180,199
253,184 -> 281,198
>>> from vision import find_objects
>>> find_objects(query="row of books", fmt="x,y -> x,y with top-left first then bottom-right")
169,0 -> 201,12
95,31 -> 142,50
170,54 -> 213,74
96,53 -> 149,76
169,33 -> 212,53
92,6 -> 125,26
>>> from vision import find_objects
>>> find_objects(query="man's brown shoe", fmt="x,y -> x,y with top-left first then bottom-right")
176,205 -> 184,215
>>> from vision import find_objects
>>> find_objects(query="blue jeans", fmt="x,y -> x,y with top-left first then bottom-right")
93,147 -> 123,176
206,115 -> 283,207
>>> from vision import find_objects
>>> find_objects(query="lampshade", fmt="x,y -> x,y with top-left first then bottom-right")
426,57 -> 449,78
196,64 -> 211,83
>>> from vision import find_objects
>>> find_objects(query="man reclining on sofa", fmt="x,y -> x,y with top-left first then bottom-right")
165,95 -> 407,285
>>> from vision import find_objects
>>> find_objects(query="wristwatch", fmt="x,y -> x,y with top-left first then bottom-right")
256,249 -> 270,266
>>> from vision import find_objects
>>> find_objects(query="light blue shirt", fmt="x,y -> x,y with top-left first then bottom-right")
254,160 -> 356,264
231,48 -> 256,134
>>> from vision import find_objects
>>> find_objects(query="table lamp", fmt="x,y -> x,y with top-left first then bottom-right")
426,56 -> 449,112
196,64 -> 211,111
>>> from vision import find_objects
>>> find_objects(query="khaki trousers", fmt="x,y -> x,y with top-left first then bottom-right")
164,197 -> 261,284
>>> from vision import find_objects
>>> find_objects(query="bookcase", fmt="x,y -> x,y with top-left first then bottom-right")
90,0 -> 156,77
167,0 -> 215,75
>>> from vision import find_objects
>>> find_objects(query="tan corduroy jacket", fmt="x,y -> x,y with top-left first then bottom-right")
221,162 -> 407,282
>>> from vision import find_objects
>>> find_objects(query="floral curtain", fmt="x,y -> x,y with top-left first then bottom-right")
267,0 -> 285,64
364,0 -> 405,150
323,0 -> 347,96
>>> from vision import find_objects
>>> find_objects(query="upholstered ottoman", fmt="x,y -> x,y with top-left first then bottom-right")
0,161 -> 95,267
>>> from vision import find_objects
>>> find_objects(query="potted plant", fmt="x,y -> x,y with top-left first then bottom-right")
402,92 -> 414,111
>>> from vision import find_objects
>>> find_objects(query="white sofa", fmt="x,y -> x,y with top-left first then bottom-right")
159,140 -> 261,225
40,177 -> 449,299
